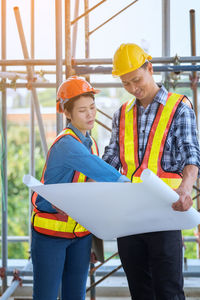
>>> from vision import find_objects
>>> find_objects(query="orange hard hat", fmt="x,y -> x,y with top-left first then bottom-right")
56,76 -> 99,113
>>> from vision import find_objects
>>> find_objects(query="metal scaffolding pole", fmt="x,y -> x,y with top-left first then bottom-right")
162,0 -> 170,89
65,0 -> 73,78
55,0 -> 63,134
73,64 -> 200,75
72,0 -> 80,58
13,6 -> 48,157
0,56 -> 200,67
1,0 -> 8,292
0,260 -> 32,300
29,0 -> 35,247
2,80 -> 200,90
190,9 -> 200,258
84,0 -> 90,83
190,9 -> 199,128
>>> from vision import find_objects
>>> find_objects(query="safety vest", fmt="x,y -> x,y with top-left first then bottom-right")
119,93 -> 189,189
31,128 -> 99,238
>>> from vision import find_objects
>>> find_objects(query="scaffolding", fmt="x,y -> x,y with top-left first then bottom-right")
1,0 -> 200,299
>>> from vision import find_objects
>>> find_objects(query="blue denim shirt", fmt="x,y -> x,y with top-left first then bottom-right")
36,123 -> 129,212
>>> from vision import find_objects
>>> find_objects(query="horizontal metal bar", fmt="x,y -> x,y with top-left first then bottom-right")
183,236 -> 199,242
2,80 -> 200,91
6,270 -> 33,277
0,236 -> 29,243
74,65 -> 200,75
0,235 -> 196,244
1,56 -> 200,66
2,81 -> 200,90
183,271 -> 200,277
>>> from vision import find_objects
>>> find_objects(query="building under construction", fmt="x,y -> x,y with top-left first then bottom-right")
1,0 -> 200,299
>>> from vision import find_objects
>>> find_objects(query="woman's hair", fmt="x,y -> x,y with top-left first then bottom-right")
64,92 -> 95,123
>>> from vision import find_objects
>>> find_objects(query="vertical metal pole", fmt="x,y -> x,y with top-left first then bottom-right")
65,0 -> 73,79
72,0 -> 80,58
84,0 -> 90,83
189,9 -> 200,258
83,4 -> 95,299
190,9 -> 199,127
55,0 -> 63,134
1,0 -> 8,292
162,0 -> 170,90
14,6 -> 48,157
29,0 -> 35,247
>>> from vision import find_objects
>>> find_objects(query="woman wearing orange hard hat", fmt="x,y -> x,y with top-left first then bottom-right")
31,75 -> 130,300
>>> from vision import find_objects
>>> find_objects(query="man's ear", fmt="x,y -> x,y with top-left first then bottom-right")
147,62 -> 153,75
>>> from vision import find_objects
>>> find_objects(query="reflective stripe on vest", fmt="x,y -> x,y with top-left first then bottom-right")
119,93 -> 185,189
31,128 -> 98,238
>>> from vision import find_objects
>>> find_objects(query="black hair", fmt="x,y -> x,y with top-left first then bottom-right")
140,61 -> 149,70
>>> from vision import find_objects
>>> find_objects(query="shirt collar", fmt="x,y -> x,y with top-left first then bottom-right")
128,85 -> 168,112
68,123 -> 92,148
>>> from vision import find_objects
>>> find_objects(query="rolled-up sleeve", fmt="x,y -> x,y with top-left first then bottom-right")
174,105 -> 200,173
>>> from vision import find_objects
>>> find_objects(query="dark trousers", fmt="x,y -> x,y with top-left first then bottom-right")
117,231 -> 185,300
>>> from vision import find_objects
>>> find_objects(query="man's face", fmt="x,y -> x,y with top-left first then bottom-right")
120,62 -> 154,101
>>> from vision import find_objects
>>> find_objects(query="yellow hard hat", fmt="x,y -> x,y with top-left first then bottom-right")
112,43 -> 152,77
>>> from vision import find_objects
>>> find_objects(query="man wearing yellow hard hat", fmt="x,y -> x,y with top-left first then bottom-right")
103,43 -> 200,299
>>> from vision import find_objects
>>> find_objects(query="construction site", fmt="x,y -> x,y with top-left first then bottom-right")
1,0 -> 200,299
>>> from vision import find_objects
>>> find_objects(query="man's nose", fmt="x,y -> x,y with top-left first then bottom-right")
129,82 -> 136,94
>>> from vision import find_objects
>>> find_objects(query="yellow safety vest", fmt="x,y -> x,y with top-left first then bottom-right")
119,93 -> 188,189
31,128 -> 98,238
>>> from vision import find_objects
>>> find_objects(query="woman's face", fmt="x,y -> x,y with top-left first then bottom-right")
64,96 -> 96,135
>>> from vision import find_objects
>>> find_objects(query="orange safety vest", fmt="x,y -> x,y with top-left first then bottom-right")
31,127 -> 99,238
119,93 -> 189,189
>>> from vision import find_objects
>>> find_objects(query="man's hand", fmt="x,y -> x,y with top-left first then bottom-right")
172,187 -> 193,211
172,165 -> 198,212
90,251 -> 98,263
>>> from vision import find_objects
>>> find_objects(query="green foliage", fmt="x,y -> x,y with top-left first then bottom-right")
37,88 -> 56,107
0,123 -> 44,259
182,229 -> 197,259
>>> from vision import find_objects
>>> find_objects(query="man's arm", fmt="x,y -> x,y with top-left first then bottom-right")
102,109 -> 121,170
172,164 -> 198,211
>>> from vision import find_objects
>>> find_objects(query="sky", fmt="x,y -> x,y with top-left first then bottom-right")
1,0 -> 200,147
2,0 -> 200,59
1,0 -> 200,88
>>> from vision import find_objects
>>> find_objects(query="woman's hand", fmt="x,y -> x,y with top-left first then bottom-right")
52,204 -> 67,215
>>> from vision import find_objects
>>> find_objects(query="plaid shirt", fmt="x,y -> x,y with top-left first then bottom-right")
103,85 -> 200,174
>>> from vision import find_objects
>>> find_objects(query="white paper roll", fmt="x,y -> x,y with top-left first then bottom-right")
23,174 -> 42,188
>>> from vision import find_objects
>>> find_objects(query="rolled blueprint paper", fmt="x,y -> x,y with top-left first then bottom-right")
23,175 -> 43,188
23,169 -> 200,240
141,168 -> 179,203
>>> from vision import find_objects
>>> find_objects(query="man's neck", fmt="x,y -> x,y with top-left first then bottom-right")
139,84 -> 160,108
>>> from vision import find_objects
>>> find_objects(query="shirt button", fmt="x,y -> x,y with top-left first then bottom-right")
140,148 -> 143,151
